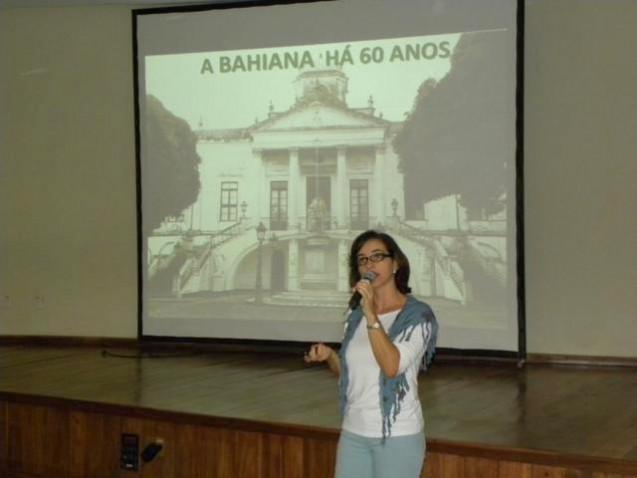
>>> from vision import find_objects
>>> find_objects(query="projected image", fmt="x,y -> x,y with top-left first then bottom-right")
140,30 -> 515,345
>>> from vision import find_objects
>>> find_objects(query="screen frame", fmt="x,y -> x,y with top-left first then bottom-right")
132,0 -> 526,360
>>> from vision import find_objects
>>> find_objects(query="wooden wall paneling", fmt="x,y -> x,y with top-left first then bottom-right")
531,465 -> 568,478
42,403 -> 71,478
7,402 -> 70,478
422,452 -> 436,478
173,424 -> 216,478
303,436 -> 337,478
262,433 -> 283,478
531,465 -> 597,478
562,468 -> 587,478
422,451 -> 437,477
2,397 -> 637,478
498,460 -> 533,478
216,427 -> 238,477
424,452 -> 466,478
69,410 -> 123,478
174,424 -> 259,478
0,400 -> 7,470
234,430 -> 263,477
464,456 -> 499,477
4,472 -> 47,478
261,433 -> 304,478
281,435 -> 304,478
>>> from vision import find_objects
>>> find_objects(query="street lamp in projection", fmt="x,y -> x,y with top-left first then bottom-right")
255,221 -> 267,304
391,198 -> 399,217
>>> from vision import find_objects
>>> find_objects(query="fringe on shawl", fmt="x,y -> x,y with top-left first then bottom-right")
381,308 -> 438,439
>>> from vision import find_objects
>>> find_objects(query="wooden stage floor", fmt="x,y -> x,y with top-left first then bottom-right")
1,345 -> 636,464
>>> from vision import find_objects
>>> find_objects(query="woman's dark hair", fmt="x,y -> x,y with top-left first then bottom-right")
348,229 -> 411,294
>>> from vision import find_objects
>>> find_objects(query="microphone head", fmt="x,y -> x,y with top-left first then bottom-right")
361,271 -> 378,283
348,271 -> 378,310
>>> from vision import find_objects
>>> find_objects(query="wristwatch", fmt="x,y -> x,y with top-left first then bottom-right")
366,321 -> 382,330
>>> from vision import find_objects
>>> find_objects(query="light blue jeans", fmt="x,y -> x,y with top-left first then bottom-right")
334,430 -> 426,478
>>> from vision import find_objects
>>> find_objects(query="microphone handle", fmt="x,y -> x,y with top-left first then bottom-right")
348,291 -> 363,310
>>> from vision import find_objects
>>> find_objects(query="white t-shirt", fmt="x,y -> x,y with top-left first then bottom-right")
342,310 -> 430,437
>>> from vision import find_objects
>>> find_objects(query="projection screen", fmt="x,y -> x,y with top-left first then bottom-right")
134,0 -> 522,352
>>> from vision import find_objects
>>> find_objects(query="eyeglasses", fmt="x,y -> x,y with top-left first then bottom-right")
356,252 -> 393,267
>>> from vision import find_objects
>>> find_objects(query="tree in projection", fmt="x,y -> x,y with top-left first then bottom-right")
393,32 -> 510,220
143,95 -> 201,234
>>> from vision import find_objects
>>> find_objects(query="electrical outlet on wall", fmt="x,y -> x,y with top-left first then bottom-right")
120,433 -> 140,471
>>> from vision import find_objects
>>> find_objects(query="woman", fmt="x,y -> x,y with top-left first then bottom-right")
304,229 -> 438,478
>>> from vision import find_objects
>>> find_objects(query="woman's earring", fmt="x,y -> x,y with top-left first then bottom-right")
393,269 -> 397,275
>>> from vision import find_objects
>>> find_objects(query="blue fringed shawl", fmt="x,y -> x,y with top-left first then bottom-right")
338,295 -> 438,439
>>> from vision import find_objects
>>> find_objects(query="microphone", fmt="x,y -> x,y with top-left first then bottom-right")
348,271 -> 377,310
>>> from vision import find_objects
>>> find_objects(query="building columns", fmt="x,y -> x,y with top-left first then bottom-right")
374,145 -> 386,225
253,148 -> 265,223
336,147 -> 347,228
288,148 -> 300,230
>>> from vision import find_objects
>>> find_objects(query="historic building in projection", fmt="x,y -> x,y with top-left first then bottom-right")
147,67 -> 507,306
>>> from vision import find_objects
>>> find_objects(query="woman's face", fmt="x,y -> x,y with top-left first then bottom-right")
356,238 -> 396,287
